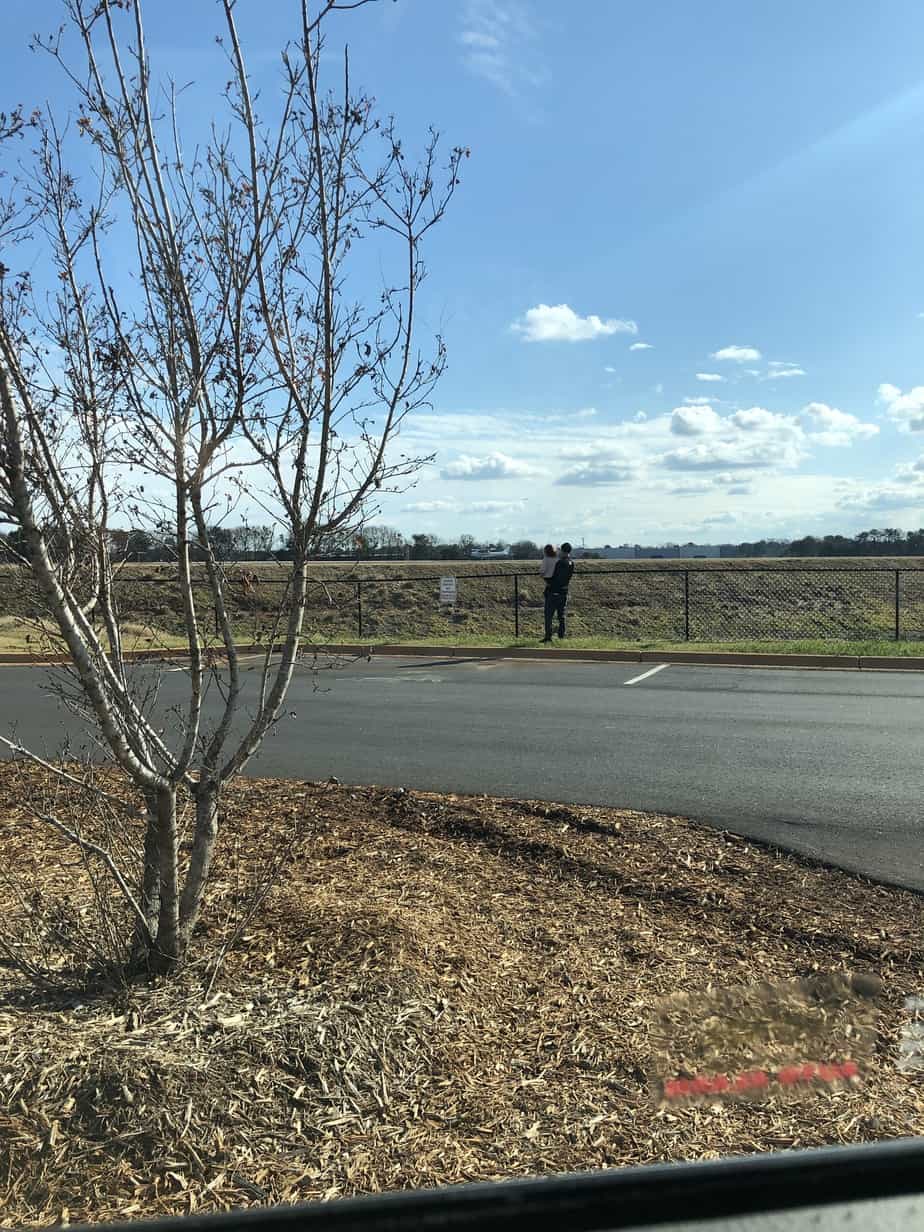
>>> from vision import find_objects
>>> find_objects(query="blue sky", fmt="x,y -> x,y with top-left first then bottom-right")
5,0 -> 924,546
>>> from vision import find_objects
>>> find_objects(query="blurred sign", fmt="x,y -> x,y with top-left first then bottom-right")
439,576 -> 457,605
650,970 -> 881,1106
898,996 -> 924,1072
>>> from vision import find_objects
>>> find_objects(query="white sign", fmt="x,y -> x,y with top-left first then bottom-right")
439,576 -> 457,605
899,997 -> 924,1073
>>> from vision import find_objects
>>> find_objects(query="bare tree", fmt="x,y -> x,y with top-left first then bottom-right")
0,0 -> 464,973
251,525 -> 276,556
229,524 -> 277,558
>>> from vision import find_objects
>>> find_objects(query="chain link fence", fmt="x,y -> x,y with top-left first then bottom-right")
686,569 -> 900,641
897,571 -> 924,640
0,564 -> 922,644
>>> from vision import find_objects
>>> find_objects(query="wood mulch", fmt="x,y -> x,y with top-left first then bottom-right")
0,764 -> 922,1226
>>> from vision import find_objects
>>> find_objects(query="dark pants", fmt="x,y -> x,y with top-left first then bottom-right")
544,589 -> 568,639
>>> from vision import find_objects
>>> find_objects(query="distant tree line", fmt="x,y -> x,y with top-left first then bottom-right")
293,531 -> 543,560
0,524 -> 546,565
396,528 -> 924,561
9,525 -> 919,566
730,539 -> 792,558
784,528 -> 924,556
0,524 -> 278,564
685,529 -> 924,558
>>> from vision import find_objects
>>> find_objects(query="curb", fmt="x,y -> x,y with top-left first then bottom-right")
0,642 -> 278,666
2,643 -> 924,671
363,644 -> 924,671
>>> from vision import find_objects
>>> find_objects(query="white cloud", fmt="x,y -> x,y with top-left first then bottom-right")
463,50 -> 516,94
556,460 -> 638,486
663,409 -> 806,470
836,485 -> 924,513
730,407 -> 798,434
403,499 -> 458,513
467,499 -> 527,513
711,345 -> 763,363
662,440 -> 796,471
559,444 -> 639,471
382,394 -> 897,542
604,366 -> 617,374
666,478 -> 713,495
557,446 -> 592,462
629,342 -> 653,351
701,512 -> 737,526
878,383 -> 924,432
512,303 -> 638,343
683,395 -> 719,405
459,30 -> 501,49
440,451 -> 542,480
802,402 -> 878,447
696,372 -> 725,383
458,0 -> 541,96
664,473 -> 753,497
765,361 -> 806,379
404,411 -> 522,444
670,405 -> 724,436
834,450 -> 924,514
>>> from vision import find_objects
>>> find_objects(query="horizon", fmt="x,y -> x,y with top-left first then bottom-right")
1,523 -> 913,556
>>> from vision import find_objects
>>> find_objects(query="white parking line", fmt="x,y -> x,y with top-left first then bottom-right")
624,663 -> 669,686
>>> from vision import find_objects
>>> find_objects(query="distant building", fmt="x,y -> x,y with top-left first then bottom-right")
635,543 -> 723,559
594,545 -> 636,560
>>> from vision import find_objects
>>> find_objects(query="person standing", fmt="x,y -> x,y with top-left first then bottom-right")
543,541 -> 574,642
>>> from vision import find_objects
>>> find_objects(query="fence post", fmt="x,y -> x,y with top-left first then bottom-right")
895,570 -> 900,642
356,579 -> 363,639
514,573 -> 520,639
684,571 -> 690,642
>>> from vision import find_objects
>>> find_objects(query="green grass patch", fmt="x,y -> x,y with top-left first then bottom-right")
2,613 -> 922,661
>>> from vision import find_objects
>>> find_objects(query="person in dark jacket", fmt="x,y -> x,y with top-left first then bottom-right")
542,542 -> 574,642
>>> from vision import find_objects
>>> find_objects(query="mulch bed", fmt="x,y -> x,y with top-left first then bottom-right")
0,765 -> 922,1226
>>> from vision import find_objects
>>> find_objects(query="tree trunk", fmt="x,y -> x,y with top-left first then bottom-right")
152,785 -> 180,971
179,784 -> 220,947
128,798 -> 162,971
